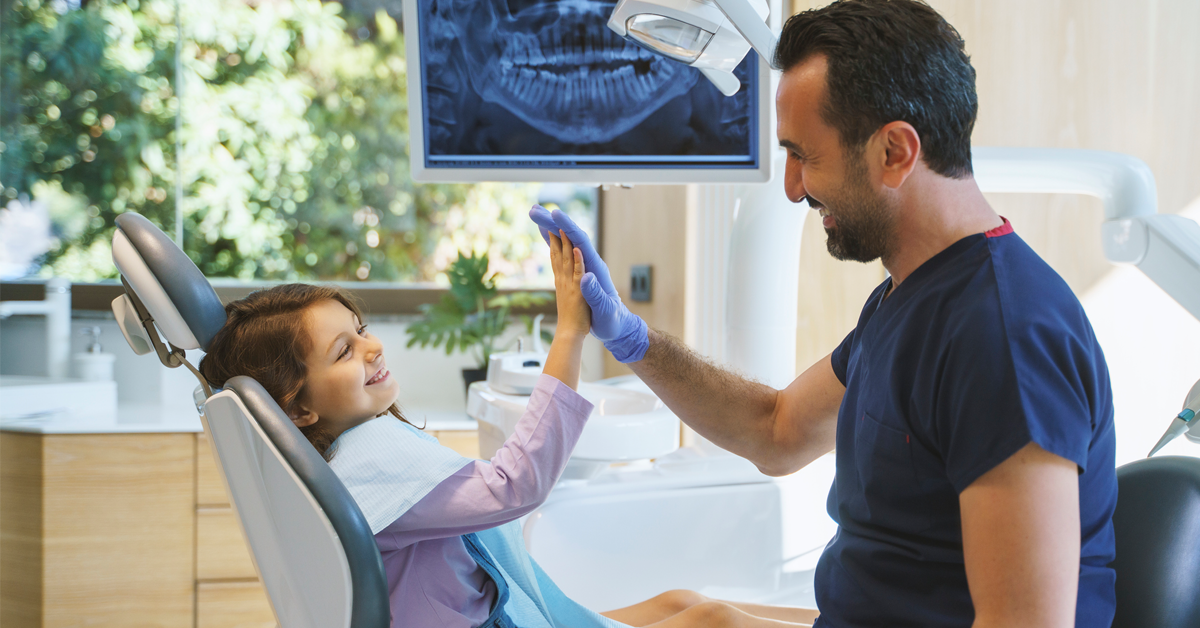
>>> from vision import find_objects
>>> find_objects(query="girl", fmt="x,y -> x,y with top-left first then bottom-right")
199,231 -> 817,628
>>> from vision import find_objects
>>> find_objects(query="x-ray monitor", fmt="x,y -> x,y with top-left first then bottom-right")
403,0 -> 772,184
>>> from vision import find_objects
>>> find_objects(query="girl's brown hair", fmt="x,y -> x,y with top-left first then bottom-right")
198,284 -> 414,459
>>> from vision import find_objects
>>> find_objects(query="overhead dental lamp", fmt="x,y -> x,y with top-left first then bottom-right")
608,0 -> 779,96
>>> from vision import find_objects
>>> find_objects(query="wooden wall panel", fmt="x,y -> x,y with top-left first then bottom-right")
940,0 -> 1200,295
599,185 -> 689,378
1,432 -> 43,628
41,434 -> 195,627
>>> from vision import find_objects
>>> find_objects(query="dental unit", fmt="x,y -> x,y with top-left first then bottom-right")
485,315 -> 548,396
470,314 -> 681,481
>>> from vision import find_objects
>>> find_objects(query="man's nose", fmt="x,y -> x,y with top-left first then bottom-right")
784,161 -> 807,204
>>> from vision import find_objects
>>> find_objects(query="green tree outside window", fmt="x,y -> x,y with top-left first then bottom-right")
1,0 -> 595,285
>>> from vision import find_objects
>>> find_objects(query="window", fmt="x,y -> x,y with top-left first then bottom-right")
1,0 -> 596,289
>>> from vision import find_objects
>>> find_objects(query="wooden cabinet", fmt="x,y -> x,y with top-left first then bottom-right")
1,427 -> 478,627
196,507 -> 258,581
196,582 -> 276,628
193,433 -> 273,627
430,429 -> 481,459
1,432 -> 196,628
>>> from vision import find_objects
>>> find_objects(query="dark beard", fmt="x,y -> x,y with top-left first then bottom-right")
824,156 -> 895,263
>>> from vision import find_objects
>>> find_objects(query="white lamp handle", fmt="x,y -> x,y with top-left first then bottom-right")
712,0 -> 779,69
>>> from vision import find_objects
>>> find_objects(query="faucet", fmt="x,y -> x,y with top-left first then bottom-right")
0,277 -> 72,379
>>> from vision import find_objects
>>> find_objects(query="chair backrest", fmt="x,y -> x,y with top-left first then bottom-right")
1111,455 -> 1200,628
110,212 -> 389,628
204,377 -> 390,628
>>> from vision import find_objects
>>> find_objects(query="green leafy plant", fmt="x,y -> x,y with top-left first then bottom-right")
406,250 -> 553,369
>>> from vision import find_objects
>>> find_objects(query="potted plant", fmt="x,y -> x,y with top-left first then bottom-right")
406,250 -> 553,393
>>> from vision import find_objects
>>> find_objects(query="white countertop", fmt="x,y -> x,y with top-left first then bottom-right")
0,403 -> 203,434
0,403 -> 477,435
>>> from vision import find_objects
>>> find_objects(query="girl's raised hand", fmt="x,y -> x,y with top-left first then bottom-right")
548,229 -> 591,339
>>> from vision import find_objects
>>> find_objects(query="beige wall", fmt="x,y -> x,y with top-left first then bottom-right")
606,0 -> 1200,377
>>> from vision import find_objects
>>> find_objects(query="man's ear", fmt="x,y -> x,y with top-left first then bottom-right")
875,120 -> 921,189
289,405 -> 319,428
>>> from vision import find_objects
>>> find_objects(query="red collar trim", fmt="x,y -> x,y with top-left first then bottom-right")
985,217 -> 1013,238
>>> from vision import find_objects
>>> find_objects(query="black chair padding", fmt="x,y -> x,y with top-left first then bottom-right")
1111,455 -> 1200,628
115,212 -> 226,351
225,376 -> 391,628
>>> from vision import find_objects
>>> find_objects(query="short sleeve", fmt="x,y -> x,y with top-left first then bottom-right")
830,328 -> 856,386
935,306 -> 1097,494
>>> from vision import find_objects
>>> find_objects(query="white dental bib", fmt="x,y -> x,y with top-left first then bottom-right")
328,415 -> 627,628
328,416 -> 470,534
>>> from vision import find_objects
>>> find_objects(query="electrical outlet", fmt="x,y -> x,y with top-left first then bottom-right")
630,265 -> 652,302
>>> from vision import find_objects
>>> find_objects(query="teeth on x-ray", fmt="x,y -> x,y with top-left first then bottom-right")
484,9 -> 696,143
430,0 -> 698,145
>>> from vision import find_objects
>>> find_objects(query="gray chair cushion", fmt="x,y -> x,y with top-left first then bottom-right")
115,213 -> 226,350
1112,455 -> 1200,628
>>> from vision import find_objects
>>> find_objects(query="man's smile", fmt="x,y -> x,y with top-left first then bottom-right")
806,196 -> 834,228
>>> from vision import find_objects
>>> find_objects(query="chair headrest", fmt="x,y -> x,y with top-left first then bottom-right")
111,213 -> 226,351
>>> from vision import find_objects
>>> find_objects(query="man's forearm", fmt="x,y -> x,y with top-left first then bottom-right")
627,328 -> 837,475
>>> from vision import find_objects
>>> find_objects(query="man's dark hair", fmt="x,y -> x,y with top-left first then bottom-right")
774,0 -> 977,178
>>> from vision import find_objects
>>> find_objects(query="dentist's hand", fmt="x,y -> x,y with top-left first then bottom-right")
530,204 -> 649,363
530,204 -> 616,297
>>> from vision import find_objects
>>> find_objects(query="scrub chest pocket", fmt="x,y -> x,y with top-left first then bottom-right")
852,412 -> 919,525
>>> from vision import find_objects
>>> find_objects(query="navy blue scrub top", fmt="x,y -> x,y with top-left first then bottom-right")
813,221 -> 1117,628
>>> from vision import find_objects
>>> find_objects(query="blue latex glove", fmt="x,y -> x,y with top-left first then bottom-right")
529,204 -> 649,363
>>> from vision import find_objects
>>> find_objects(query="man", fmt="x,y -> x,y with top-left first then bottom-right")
531,1 -> 1117,626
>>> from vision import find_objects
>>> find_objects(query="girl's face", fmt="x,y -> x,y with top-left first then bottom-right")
291,299 -> 400,437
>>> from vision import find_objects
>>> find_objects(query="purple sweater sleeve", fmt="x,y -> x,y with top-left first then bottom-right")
378,374 -> 593,546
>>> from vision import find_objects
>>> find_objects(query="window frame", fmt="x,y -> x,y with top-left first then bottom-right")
0,280 -> 557,317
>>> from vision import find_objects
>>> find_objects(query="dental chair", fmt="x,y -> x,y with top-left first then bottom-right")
1111,455 -> 1200,628
109,213 -> 390,628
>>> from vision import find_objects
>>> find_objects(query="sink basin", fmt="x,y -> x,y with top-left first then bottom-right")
0,376 -> 118,424
467,379 -> 680,479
